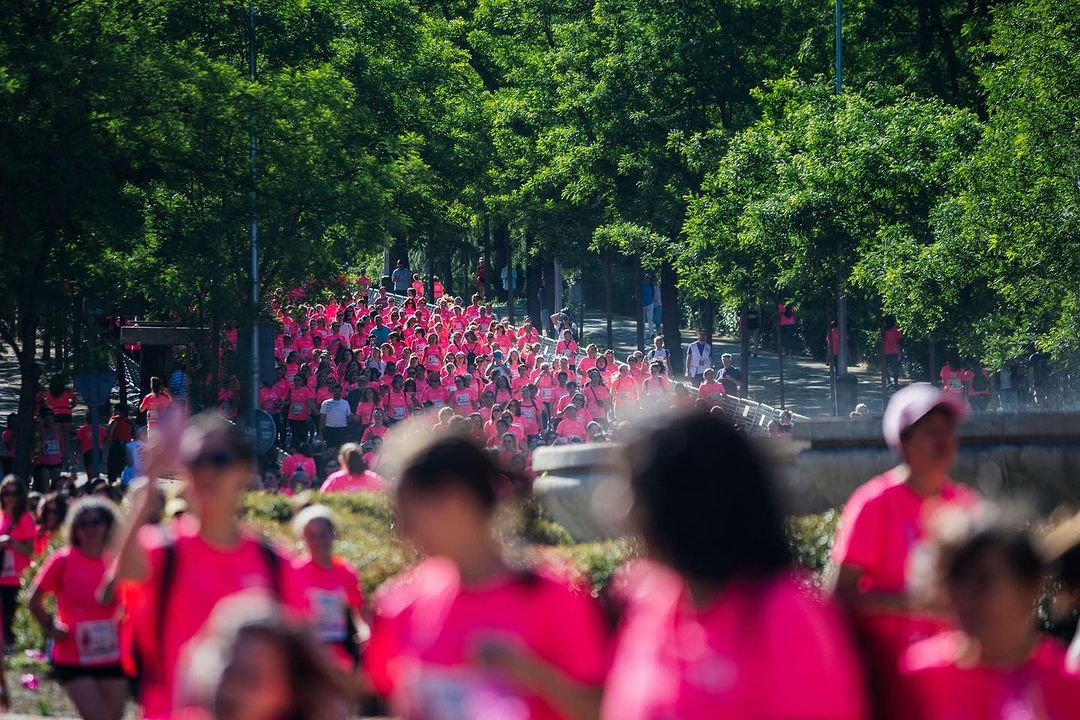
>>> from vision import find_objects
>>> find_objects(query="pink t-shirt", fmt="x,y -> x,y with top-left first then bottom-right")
883,328 -> 902,356
1,511 -> 36,586
832,471 -> 978,595
602,560 -> 866,720
31,547 -> 120,666
287,386 -> 313,420
832,470 -> 979,695
900,632 -> 1080,720
365,557 -> 609,720
319,470 -> 386,494
136,518 -> 292,719
288,556 -> 364,669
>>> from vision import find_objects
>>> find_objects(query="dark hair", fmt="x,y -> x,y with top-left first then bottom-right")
625,412 -> 791,583
942,523 -> 1043,589
399,435 -> 498,512
64,497 -> 120,549
0,475 -> 29,523
37,492 -> 68,529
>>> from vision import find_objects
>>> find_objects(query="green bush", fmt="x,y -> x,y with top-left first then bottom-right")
240,492 -> 841,596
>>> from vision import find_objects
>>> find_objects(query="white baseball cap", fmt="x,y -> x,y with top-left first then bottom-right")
882,383 -> 966,451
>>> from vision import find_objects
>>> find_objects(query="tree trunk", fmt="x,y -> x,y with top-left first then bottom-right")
426,254 -> 435,303
13,299 -> 41,482
660,261 -> 683,375
604,250 -> 614,350
700,298 -> 715,343
524,239 -> 542,330
739,305 -> 750,399
634,258 -> 644,351
494,219 -> 512,321
390,233 -> 409,271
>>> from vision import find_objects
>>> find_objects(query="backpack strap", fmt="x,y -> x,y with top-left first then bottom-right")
257,535 -> 283,601
153,536 -> 178,674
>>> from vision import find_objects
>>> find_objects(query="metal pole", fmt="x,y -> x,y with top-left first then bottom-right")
835,0 -> 849,380
248,0 -> 260,431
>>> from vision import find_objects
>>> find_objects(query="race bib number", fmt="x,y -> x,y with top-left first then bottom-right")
392,406 -> 407,420
291,402 -> 304,416
456,393 -> 471,406
308,589 -> 347,643
948,379 -> 964,391
428,355 -> 440,366
539,387 -> 553,401
43,439 -> 60,456
146,409 -> 159,425
522,407 -> 534,421
431,398 -> 445,409
76,619 -> 120,665
0,550 -> 15,579
407,666 -> 529,720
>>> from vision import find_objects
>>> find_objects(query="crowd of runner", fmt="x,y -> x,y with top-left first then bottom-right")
1,277 -> 1079,719
0,385 -> 1079,719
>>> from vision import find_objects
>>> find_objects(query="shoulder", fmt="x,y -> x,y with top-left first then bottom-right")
373,557 -> 459,618
900,631 -> 965,675
845,471 -> 903,512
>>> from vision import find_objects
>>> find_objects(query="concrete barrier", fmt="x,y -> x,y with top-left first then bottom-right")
532,413 -> 1080,541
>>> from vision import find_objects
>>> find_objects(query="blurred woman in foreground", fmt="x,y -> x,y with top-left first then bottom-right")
602,412 -> 867,720
364,433 -> 609,720
900,516 -> 1080,718
178,596 -> 349,720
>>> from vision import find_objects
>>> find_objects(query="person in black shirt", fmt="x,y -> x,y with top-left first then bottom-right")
718,353 -> 742,396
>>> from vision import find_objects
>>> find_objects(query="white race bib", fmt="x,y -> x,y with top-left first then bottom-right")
146,409 -> 159,425
291,402 -> 304,416
43,439 -> 60,456
407,666 -> 529,720
392,406 -> 407,420
308,589 -> 347,643
75,619 -> 120,665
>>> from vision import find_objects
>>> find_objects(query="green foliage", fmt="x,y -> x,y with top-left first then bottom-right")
788,509 -> 840,576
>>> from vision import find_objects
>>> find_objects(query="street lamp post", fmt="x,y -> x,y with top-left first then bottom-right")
248,0 -> 260,439
834,0 -> 851,416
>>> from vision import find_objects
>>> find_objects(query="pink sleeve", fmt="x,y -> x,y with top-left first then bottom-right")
758,588 -> 867,719
831,487 -> 884,574
30,551 -> 63,596
13,513 -> 37,542
340,562 -> 364,613
539,581 -> 610,685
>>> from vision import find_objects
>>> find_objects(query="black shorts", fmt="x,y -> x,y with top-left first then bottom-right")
52,663 -> 126,683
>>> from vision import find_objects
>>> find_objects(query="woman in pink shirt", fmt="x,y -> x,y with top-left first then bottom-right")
832,383 -> 977,719
288,504 -> 366,671
603,412 -> 867,720
29,498 -> 125,720
112,413 -> 295,720
1,475 -> 37,647
900,519 -> 1080,719
365,435 -> 609,720
319,444 -> 386,494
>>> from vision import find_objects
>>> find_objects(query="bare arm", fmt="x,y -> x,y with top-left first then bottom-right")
110,477 -> 161,583
476,641 -> 602,720
28,584 -> 65,640
832,563 -> 912,615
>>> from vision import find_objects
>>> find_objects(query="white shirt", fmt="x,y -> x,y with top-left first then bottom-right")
686,341 -> 712,375
320,398 -> 351,428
